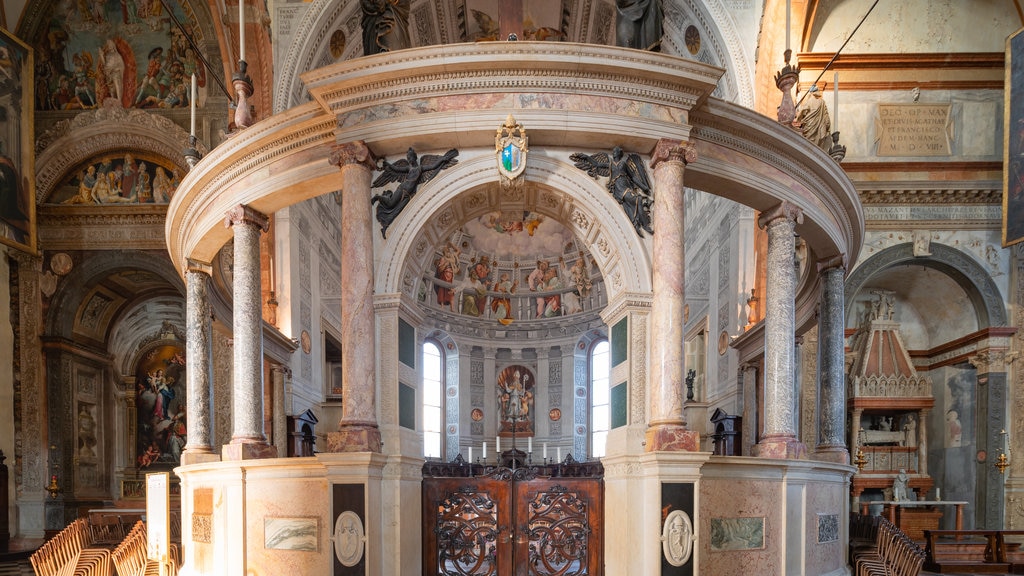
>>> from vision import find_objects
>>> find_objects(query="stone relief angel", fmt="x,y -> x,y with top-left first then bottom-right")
570,146 -> 654,237
370,147 -> 458,238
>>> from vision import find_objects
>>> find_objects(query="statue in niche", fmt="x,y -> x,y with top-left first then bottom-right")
892,469 -> 910,501
615,0 -> 663,51
792,85 -> 832,151
370,147 -> 458,238
571,146 -> 654,237
361,0 -> 411,56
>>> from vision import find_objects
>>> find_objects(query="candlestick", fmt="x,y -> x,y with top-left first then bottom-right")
786,0 -> 791,52
239,0 -> 245,62
482,441 -> 487,460
833,71 -> 839,132
190,74 -> 197,137
528,437 -> 532,453
543,443 -> 547,459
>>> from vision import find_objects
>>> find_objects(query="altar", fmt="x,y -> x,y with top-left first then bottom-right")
860,501 -> 968,540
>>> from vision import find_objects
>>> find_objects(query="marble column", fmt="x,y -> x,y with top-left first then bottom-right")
326,141 -> 382,453
222,204 -> 277,460
815,256 -> 848,463
755,202 -> 806,459
181,259 -> 219,465
645,139 -> 699,452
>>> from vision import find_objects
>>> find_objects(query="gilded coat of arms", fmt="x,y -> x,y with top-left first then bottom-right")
495,114 -> 528,188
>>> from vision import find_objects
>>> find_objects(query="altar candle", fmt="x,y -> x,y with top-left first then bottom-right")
238,0 -> 246,62
543,443 -> 548,459
556,447 -> 561,462
785,0 -> 791,52
528,437 -> 533,453
936,487 -> 940,500
496,436 -> 501,453
190,74 -> 197,137
482,442 -> 487,459
833,71 -> 839,132
468,446 -> 473,462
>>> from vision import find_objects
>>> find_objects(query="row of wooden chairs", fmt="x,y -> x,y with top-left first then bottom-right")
29,517 -> 112,576
110,520 -> 178,576
853,516 -> 926,576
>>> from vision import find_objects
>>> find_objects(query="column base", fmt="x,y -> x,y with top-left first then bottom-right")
326,424 -> 382,453
813,446 -> 850,464
644,424 -> 701,452
754,436 -> 806,459
221,441 -> 278,461
179,450 -> 222,466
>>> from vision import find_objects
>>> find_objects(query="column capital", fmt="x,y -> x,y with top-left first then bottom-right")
650,139 -> 696,169
329,141 -> 376,171
816,253 -> 847,274
185,258 -> 213,276
969,348 -> 1010,375
757,201 -> 804,229
224,204 -> 270,231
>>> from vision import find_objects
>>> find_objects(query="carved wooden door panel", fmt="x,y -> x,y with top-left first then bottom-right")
424,474 -> 512,576
513,478 -> 603,576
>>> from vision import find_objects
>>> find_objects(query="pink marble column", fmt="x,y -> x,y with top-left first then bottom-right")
645,139 -> 700,452
326,141 -> 382,453
181,259 -> 218,464
755,202 -> 806,459
815,255 -> 848,464
222,204 -> 277,460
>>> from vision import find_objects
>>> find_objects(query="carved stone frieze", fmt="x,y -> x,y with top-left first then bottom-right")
859,186 -> 1001,205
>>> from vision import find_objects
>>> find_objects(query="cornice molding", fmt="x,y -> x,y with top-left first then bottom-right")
796,52 -> 1004,69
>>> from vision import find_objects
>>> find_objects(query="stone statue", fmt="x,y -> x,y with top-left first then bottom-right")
361,0 -> 411,56
570,146 -> 654,237
892,468 -> 910,501
615,0 -> 663,51
792,85 -> 832,151
370,148 -> 458,238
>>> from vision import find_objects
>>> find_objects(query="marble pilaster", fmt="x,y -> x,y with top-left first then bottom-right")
970,349 -> 1009,529
222,204 -> 277,460
326,141 -> 382,453
755,202 -> 806,459
181,259 -> 219,465
645,139 -> 700,452
815,256 -> 848,463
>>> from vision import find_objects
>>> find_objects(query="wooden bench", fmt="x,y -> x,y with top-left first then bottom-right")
923,530 -> 1015,573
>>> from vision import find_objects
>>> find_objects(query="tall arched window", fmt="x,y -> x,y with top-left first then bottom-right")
423,340 -> 444,459
590,340 -> 610,458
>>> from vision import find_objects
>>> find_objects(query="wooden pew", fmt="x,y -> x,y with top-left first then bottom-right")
923,530 -> 1012,573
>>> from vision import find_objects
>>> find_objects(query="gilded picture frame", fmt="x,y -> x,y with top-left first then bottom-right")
1004,26 -> 1024,247
0,27 -> 35,254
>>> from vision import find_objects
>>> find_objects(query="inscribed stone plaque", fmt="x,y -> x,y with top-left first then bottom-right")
875,104 -> 953,156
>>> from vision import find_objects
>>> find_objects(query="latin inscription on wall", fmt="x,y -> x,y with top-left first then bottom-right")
875,104 -> 952,156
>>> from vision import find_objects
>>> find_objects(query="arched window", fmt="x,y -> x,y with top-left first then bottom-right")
423,340 -> 444,459
590,340 -> 610,458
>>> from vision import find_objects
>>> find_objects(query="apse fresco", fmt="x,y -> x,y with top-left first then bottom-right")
48,153 -> 180,204
33,0 -> 206,111
425,211 -> 598,323
466,0 -> 565,41
134,344 -> 187,469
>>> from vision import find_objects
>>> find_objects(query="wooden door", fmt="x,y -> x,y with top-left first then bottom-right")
424,474 -> 512,576
513,477 -> 603,576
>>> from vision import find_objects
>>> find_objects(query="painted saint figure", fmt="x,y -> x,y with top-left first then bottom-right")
433,241 -> 461,310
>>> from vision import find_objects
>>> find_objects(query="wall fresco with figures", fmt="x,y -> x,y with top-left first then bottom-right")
47,152 -> 180,204
32,0 -> 206,111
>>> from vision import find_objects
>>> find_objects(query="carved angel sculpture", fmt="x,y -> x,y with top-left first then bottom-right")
570,146 -> 654,237
371,147 -> 458,238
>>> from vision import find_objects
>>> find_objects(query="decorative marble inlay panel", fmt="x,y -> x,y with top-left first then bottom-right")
192,514 -> 212,543
817,514 -> 839,543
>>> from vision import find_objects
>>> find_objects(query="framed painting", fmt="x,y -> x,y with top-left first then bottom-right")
0,27 -> 36,253
1005,26 -> 1024,247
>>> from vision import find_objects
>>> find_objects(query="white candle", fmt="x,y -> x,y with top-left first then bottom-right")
239,0 -> 245,62
528,437 -> 533,453
190,73 -> 197,137
833,71 -> 839,132
269,255 -> 274,288
786,0 -> 791,52
496,436 -> 501,453
482,442 -> 487,459
935,487 -> 940,501
468,446 -> 473,462
543,443 -> 548,459
556,447 -> 561,462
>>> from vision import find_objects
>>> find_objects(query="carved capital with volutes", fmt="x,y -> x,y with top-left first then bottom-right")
224,204 -> 270,232
816,253 -> 847,274
651,139 -> 696,170
329,141 -> 376,171
757,201 -> 804,229
184,258 -> 213,277
969,348 -> 1009,375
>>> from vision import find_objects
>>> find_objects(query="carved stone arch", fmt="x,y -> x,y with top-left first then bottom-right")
376,151 -> 654,305
573,329 -> 608,460
34,107 -> 199,203
844,242 -> 1008,328
44,250 -> 185,339
274,0 -> 359,113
